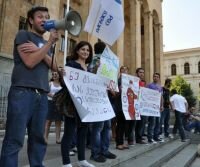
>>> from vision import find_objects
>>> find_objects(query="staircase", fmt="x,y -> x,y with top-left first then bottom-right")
113,133 -> 199,167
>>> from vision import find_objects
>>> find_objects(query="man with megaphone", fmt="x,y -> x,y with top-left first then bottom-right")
0,6 -> 59,167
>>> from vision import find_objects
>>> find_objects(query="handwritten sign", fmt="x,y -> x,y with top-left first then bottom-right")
121,74 -> 140,120
63,66 -> 115,122
97,46 -> 119,91
139,87 -> 161,117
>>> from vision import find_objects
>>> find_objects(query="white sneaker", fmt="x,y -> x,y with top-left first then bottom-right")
77,160 -> 95,167
69,151 -> 75,156
63,164 -> 72,167
72,147 -> 77,152
169,134 -> 174,139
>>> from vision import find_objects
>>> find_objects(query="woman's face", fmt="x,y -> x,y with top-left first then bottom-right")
77,45 -> 90,60
52,72 -> 59,80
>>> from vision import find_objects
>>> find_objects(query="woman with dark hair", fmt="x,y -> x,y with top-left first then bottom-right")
61,41 -> 95,167
44,71 -> 63,144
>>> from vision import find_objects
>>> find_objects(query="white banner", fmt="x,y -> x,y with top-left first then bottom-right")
84,0 -> 125,45
96,46 -> 119,91
63,66 -> 115,122
121,74 -> 140,120
139,87 -> 161,117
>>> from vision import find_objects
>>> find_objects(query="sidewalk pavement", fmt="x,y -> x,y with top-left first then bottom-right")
24,137 -> 174,167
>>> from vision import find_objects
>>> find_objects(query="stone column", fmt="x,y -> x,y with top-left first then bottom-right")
153,23 -> 162,73
129,0 -> 141,74
143,11 -> 154,82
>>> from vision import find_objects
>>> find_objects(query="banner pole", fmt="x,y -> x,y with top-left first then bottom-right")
63,0 -> 70,66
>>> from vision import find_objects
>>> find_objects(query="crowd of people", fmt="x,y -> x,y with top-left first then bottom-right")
0,5 -> 199,167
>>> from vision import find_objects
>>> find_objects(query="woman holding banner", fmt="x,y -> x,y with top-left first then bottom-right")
61,41 -> 95,167
115,66 -> 130,150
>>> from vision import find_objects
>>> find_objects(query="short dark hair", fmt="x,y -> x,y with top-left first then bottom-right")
153,72 -> 160,78
136,67 -> 144,74
171,89 -> 177,95
94,41 -> 106,54
120,66 -> 129,72
165,78 -> 171,85
27,6 -> 49,28
70,41 -> 93,64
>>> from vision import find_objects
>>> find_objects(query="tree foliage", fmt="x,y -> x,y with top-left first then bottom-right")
170,75 -> 196,108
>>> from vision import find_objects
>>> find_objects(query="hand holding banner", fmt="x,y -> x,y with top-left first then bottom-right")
63,66 -> 115,122
96,46 -> 119,91
121,73 -> 140,120
139,87 -> 161,117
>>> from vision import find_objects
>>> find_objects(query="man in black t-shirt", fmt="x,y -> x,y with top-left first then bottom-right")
159,78 -> 171,138
0,6 -> 58,167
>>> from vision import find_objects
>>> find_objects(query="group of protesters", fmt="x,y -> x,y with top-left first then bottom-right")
0,5 -> 200,167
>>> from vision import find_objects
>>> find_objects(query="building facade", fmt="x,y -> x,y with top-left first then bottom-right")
0,0 -> 163,85
163,47 -> 200,109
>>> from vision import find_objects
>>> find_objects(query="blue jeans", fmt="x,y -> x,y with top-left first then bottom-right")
185,121 -> 200,132
154,117 -> 160,139
174,110 -> 186,140
159,108 -> 170,137
147,117 -> 155,141
91,120 -> 111,158
0,86 -> 48,167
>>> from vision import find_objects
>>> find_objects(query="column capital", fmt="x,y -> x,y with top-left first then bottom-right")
143,11 -> 152,19
154,23 -> 163,29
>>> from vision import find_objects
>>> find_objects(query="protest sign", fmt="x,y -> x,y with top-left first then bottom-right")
139,87 -> 161,117
121,73 -> 140,120
84,0 -> 125,45
96,46 -> 119,91
63,66 -> 115,122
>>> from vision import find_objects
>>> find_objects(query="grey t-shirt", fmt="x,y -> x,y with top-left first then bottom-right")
11,30 -> 51,92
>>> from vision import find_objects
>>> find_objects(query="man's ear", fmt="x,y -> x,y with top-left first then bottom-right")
29,17 -> 34,26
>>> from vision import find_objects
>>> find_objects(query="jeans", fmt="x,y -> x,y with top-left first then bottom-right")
61,116 -> 88,165
0,86 -> 48,167
135,116 -> 146,142
159,108 -> 170,137
115,112 -> 126,146
154,117 -> 160,139
174,111 -> 186,140
185,121 -> 200,132
147,116 -> 155,141
125,120 -> 136,143
91,120 -> 111,158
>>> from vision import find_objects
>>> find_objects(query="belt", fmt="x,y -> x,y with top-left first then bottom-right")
16,86 -> 46,94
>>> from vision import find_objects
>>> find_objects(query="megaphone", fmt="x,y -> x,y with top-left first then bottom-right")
43,10 -> 82,36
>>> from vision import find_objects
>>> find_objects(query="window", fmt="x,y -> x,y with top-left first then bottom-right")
171,64 -> 176,76
184,62 -> 190,75
60,35 -> 76,55
198,61 -> 200,73
19,16 -> 28,30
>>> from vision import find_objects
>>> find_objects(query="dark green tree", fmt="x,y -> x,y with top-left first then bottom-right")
170,75 -> 196,108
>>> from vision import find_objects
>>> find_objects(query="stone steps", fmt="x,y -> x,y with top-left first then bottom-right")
23,137 -> 177,167
161,144 -> 197,167
191,157 -> 200,167
113,139 -> 190,167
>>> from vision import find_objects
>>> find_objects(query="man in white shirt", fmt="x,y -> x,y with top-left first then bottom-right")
170,89 -> 188,142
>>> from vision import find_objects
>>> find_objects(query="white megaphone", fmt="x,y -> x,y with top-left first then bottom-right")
43,10 -> 82,36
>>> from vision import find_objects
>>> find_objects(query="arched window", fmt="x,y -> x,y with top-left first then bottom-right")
171,64 -> 176,76
184,62 -> 190,75
198,61 -> 200,73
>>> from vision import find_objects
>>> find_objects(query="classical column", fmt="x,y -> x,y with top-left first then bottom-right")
153,23 -> 162,73
129,0 -> 141,74
143,11 -> 153,82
